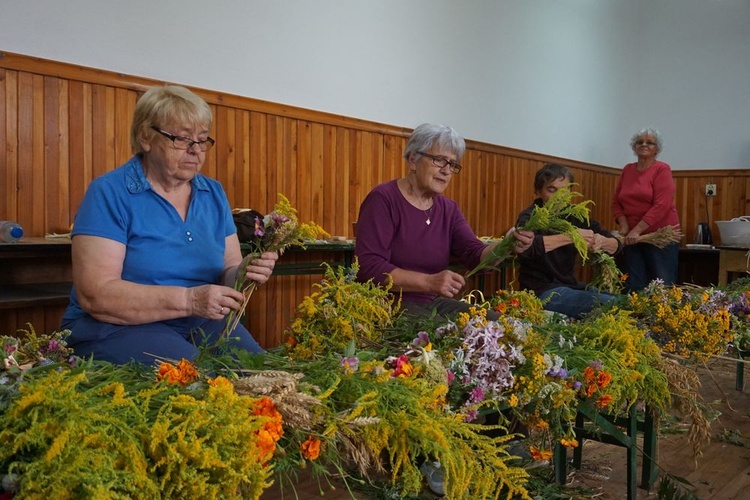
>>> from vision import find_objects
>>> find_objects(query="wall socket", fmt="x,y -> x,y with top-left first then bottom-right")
706,183 -> 717,196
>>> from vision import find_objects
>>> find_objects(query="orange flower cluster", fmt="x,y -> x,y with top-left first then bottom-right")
300,436 -> 322,460
252,397 -> 284,463
559,437 -> 579,448
581,365 -> 613,409
529,445 -> 553,461
156,358 -> 199,387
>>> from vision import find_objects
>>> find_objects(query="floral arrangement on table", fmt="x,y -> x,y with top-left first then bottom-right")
626,280 -> 733,360
0,349 -> 282,498
2,181 -> 749,499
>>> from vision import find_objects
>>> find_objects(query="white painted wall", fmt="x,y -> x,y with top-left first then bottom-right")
0,0 -> 748,169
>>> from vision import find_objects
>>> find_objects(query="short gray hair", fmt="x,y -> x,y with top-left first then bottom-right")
630,127 -> 663,155
403,123 -> 466,163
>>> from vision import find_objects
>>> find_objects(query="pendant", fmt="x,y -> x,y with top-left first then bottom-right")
426,218 -> 431,225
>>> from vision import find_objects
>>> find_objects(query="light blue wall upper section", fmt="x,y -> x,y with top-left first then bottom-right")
0,0 -> 748,169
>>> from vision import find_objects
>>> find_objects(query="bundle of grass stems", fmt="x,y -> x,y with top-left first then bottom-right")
615,225 -> 683,248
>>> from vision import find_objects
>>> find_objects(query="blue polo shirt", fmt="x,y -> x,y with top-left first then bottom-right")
62,155 -> 236,322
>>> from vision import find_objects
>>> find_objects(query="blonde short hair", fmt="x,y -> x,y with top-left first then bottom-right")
130,85 -> 212,154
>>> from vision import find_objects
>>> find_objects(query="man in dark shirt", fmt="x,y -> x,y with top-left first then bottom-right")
516,163 -> 621,318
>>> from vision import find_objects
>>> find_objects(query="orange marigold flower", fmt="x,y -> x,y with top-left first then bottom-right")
156,362 -> 179,384
509,298 -> 520,308
529,446 -> 553,461
597,371 -> 612,389
560,437 -> 579,448
586,383 -> 597,397
495,302 -> 507,314
175,358 -> 199,382
583,366 -> 596,384
208,376 -> 233,387
535,419 -> 550,430
620,273 -> 629,281
596,394 -> 613,408
301,436 -> 322,460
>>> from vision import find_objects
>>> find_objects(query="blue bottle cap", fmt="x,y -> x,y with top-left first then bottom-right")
10,226 -> 23,238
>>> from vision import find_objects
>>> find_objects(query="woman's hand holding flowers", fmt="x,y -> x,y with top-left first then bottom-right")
242,250 -> 279,285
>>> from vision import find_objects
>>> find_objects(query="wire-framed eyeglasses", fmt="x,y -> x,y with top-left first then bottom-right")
417,151 -> 462,173
151,126 -> 215,152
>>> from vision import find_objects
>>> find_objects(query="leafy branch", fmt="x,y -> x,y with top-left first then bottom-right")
465,185 -> 592,279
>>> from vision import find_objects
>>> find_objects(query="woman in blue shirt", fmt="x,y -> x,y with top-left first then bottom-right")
62,85 -> 277,364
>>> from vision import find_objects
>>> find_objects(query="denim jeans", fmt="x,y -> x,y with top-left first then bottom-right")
538,286 -> 620,319
622,242 -> 679,292
63,315 -> 264,365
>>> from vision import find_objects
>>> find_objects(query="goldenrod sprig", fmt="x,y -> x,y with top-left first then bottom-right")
465,186 -> 592,279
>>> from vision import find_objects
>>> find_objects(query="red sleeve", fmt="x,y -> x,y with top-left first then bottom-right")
641,163 -> 676,228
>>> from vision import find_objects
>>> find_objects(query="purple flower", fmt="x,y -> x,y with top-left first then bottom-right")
446,370 -> 455,384
572,381 -> 583,390
464,409 -> 479,422
270,212 -> 290,225
44,339 -> 61,354
469,386 -> 485,404
548,367 -> 568,379
253,217 -> 265,237
340,356 -> 359,374
589,360 -> 603,371
413,331 -> 431,348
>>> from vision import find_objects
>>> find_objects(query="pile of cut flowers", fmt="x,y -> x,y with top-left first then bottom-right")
3,251 -> 750,496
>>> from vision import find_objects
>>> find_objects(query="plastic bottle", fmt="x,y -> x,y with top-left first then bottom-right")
0,221 -> 24,243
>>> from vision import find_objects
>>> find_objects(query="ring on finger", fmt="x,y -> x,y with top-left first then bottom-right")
451,287 -> 457,294
220,306 -> 226,314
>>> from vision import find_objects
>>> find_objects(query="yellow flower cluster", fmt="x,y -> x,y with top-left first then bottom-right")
628,285 -> 733,360
285,262 -> 399,360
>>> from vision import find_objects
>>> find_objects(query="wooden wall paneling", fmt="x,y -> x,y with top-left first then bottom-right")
68,81 -> 92,222
91,85 -> 115,180
248,111 -> 268,211
30,75 -> 45,234
322,124 -> 337,235
16,72 -> 33,232
114,88 -> 135,167
336,128 -> 352,235
309,122 -> 325,229
1,69 -> 18,222
44,76 -> 69,233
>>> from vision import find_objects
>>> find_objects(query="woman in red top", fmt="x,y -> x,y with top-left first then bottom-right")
612,127 -> 680,291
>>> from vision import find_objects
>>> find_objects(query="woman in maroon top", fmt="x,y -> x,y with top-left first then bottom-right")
612,127 -> 680,291
355,123 -> 533,318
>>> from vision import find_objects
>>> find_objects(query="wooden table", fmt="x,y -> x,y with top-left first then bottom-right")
241,240 -> 355,276
716,245 -> 750,286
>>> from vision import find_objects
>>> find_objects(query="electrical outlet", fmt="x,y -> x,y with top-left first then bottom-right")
706,183 -> 716,196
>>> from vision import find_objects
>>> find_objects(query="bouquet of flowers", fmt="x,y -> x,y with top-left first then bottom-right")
465,185 -> 592,279
626,280 -> 733,360
224,193 -> 329,337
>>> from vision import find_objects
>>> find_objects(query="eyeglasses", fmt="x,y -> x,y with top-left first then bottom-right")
635,140 -> 657,147
417,151 -> 462,174
151,126 -> 215,152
